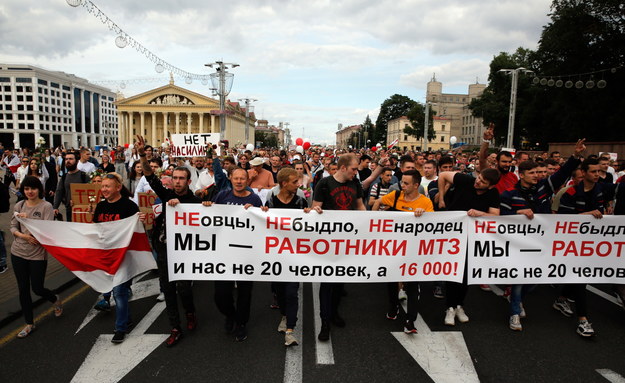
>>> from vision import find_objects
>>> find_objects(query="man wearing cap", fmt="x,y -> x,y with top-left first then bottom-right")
248,157 -> 275,190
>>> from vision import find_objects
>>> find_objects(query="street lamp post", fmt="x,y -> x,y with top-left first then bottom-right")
238,98 -> 257,145
206,61 -> 239,138
499,67 -> 533,148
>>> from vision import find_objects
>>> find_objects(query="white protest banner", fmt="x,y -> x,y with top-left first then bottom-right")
468,215 -> 625,284
166,204 -> 468,283
170,133 -> 221,157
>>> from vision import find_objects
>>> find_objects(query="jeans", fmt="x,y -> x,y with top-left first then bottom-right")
113,280 -> 132,332
11,254 -> 57,324
276,282 -> 299,329
154,241 -> 195,330
0,231 -> 7,268
215,281 -> 254,326
388,282 -> 420,322
509,284 -> 535,315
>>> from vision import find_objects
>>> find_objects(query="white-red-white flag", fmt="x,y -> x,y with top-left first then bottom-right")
388,138 -> 399,149
17,215 -> 156,292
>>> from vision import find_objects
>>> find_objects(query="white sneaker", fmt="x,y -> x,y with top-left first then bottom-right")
156,292 -> 165,302
398,289 -> 407,301
277,316 -> 287,333
284,331 -> 298,346
444,307 -> 455,326
519,303 -> 526,319
509,315 -> 522,331
455,306 -> 469,323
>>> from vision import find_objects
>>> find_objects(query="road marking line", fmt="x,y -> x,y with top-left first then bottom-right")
312,282 -> 334,365
0,283 -> 90,347
283,283 -> 303,383
597,369 -> 625,383
587,285 -> 623,308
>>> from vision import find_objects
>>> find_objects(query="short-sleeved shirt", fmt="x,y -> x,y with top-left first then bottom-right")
313,176 -> 363,210
380,190 -> 434,212
213,189 -> 263,207
446,173 -> 499,212
93,197 -> 139,223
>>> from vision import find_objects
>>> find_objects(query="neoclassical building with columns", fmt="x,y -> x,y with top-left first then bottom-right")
116,78 -> 255,147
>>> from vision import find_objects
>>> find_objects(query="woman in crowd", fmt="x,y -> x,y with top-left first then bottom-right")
98,154 -> 115,173
27,158 -> 48,193
127,161 -> 143,195
10,176 -> 63,338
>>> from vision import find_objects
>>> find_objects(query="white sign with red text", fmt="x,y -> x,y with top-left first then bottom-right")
166,204 -> 468,282
468,215 -> 625,284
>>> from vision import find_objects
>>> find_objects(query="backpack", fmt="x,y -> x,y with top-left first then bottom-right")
386,190 -> 402,212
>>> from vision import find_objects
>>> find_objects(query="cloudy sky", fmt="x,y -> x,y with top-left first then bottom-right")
1,0 -> 553,145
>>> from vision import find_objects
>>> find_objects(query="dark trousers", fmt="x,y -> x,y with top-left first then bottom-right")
214,281 -> 253,326
12,254 -> 57,324
276,282 -> 299,329
387,282 -> 420,322
319,282 -> 343,321
155,242 -> 195,330
446,258 -> 469,308
562,284 -> 588,317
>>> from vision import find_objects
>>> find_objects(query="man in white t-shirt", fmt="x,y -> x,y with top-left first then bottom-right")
77,148 -> 96,174
420,159 -> 438,195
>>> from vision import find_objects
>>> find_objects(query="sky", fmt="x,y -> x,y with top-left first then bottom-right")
0,0 -> 554,145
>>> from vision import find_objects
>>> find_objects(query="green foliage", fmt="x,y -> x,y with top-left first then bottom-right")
405,103 -> 436,141
374,94 -> 418,143
254,131 -> 278,148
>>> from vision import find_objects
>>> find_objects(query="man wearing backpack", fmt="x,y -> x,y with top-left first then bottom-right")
53,151 -> 88,222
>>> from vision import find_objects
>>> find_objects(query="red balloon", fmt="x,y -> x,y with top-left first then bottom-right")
124,143 -> 129,148
295,138 -> 303,145
371,146 -> 377,152
303,142 -> 311,150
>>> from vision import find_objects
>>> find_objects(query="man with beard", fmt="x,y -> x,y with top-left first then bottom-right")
479,124 -> 518,194
53,151 -> 88,222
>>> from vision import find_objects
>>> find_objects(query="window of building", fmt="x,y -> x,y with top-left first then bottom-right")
50,82 -> 59,89
0,77 -> 10,82
18,114 -> 24,120
16,78 -> 31,83
6,105 -> 12,111
17,105 -> 24,111
3,86 -> 10,91
27,123 -> 34,129
16,86 -> 23,92
38,79 -> 48,85
26,105 -> 33,111
17,95 -> 24,102
442,124 -> 445,131
441,136 -> 445,142
5,95 -> 11,101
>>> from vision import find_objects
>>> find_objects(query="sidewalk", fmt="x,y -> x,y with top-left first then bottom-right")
0,186 -> 79,328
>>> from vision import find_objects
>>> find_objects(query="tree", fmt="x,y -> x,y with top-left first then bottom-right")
374,94 -> 418,144
361,115 -> 374,148
404,103 -> 437,142
254,131 -> 278,148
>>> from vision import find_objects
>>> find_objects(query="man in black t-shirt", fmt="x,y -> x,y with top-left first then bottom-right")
436,168 -> 501,326
312,153 -> 365,341
93,172 -> 140,344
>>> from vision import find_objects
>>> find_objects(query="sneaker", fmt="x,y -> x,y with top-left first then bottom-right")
186,312 -> 197,331
224,317 -> 236,333
0,265 -> 7,274
156,292 -> 165,302
576,320 -> 595,337
444,307 -> 455,326
17,324 -> 35,338
284,331 -> 298,346
398,289 -> 407,301
235,325 -> 248,342
165,328 -> 183,347
111,331 -> 125,344
318,320 -> 330,341
386,306 -> 399,320
331,314 -> 346,328
404,320 -> 417,334
433,286 -> 444,299
455,306 -> 469,323
480,284 -> 491,292
509,315 -> 522,331
53,295 -> 63,317
553,298 -> 574,317
278,316 -> 287,333
94,299 -> 111,312
519,303 -> 526,319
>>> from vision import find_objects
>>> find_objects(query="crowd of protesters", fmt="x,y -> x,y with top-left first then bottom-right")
1,124 -> 625,346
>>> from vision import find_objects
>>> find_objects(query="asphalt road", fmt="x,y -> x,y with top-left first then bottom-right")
0,275 -> 623,383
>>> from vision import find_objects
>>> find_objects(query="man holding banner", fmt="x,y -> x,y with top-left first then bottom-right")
137,136 -> 201,348
92,172 -> 140,344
